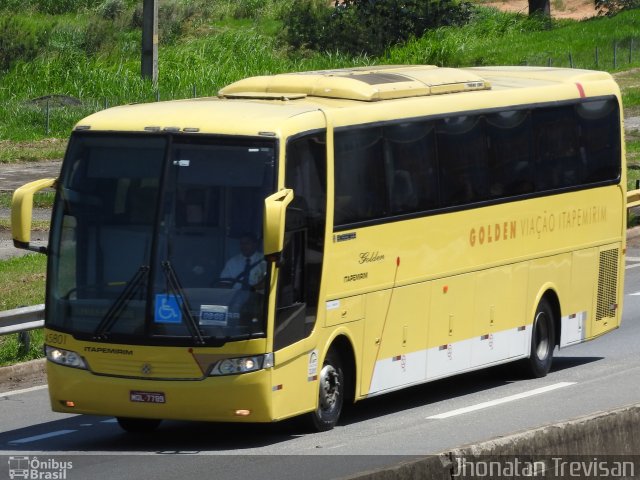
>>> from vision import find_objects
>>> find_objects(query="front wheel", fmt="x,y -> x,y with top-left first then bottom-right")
308,350 -> 344,432
522,298 -> 556,378
116,417 -> 162,433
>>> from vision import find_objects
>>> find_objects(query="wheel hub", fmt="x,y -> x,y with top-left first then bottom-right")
535,311 -> 550,360
319,364 -> 340,411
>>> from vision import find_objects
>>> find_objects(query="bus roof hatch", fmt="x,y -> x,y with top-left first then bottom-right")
219,65 -> 491,102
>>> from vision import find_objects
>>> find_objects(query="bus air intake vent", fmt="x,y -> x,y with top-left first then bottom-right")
596,248 -> 619,321
219,66 -> 491,102
352,73 -> 413,85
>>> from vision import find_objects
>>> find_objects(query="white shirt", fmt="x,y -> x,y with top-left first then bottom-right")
219,251 -> 266,289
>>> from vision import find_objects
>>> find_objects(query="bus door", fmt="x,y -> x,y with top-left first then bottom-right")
270,132 -> 327,418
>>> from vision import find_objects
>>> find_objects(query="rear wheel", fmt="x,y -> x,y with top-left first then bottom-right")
116,417 -> 162,433
308,350 -> 344,432
522,298 -> 556,378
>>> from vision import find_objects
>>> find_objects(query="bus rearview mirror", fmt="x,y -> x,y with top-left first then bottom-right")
263,189 -> 294,257
12,178 -> 57,253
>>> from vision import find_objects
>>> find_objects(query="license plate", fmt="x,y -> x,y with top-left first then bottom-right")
130,391 -> 166,404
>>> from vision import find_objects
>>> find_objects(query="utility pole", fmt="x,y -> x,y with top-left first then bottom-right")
141,0 -> 158,85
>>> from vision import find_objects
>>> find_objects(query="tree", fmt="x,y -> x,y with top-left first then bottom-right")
282,0 -> 474,57
528,0 -> 550,16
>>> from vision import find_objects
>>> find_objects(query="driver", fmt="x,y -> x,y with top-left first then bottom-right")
218,233 -> 266,290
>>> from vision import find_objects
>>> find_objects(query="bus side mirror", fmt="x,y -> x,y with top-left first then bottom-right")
12,178 -> 56,253
263,188 -> 294,257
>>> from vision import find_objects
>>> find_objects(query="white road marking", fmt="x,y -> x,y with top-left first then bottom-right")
426,382 -> 576,420
101,418 -> 118,423
625,256 -> 640,262
9,430 -> 77,444
629,292 -> 640,296
0,385 -> 48,398
625,263 -> 640,270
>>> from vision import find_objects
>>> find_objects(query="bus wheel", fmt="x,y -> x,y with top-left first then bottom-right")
523,298 -> 556,378
308,350 -> 344,432
116,417 -> 162,433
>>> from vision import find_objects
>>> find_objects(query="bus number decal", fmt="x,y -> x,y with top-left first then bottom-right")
45,333 -> 66,345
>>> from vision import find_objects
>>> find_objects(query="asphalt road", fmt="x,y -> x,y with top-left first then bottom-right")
0,246 -> 639,479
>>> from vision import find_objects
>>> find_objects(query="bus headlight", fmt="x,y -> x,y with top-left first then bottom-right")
45,346 -> 88,370
209,353 -> 273,376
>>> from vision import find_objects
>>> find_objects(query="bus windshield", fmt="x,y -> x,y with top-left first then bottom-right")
47,133 -> 276,346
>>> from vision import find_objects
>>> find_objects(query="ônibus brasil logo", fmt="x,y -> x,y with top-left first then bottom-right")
8,456 -> 73,479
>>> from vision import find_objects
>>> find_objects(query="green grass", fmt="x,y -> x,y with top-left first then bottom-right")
0,254 -> 46,310
0,191 -> 55,209
0,139 -> 66,164
628,139 -> 640,190
0,219 -> 50,232
387,7 -> 640,69
0,254 -> 47,366
623,87 -> 640,110
0,329 -> 44,367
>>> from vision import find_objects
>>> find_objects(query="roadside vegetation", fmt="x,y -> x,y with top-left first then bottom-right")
0,191 -> 56,210
1,0 -> 639,145
0,254 -> 46,367
0,191 -> 54,231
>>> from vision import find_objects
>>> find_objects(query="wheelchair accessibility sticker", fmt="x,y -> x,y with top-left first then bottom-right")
154,294 -> 183,324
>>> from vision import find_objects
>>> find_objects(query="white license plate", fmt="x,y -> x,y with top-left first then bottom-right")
130,391 -> 166,404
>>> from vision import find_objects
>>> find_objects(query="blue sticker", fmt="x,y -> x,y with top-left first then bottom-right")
154,294 -> 182,324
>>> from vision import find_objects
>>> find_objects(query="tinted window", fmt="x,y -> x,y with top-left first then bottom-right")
385,121 -> 439,213
486,110 -> 535,197
576,99 -> 621,182
334,128 -> 386,225
437,115 -> 488,205
533,106 -> 581,191
332,97 -> 621,229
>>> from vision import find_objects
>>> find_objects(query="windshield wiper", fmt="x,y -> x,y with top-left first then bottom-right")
161,260 -> 205,345
93,265 -> 149,340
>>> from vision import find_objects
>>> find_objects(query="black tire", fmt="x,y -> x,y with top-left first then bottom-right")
522,298 -> 556,378
308,350 -> 345,432
116,417 -> 162,433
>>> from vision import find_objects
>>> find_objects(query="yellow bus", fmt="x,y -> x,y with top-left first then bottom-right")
13,65 -> 626,432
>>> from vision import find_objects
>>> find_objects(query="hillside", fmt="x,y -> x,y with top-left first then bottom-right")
0,1 -> 639,144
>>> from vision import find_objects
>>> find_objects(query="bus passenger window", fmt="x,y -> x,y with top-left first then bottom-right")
486,110 -> 534,198
385,121 -> 439,214
576,99 -> 621,183
335,127 -> 386,225
436,115 -> 488,206
533,107 -> 581,191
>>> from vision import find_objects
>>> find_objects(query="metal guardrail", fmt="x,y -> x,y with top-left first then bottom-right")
627,188 -> 640,209
1,190 -> 640,338
0,304 -> 45,336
